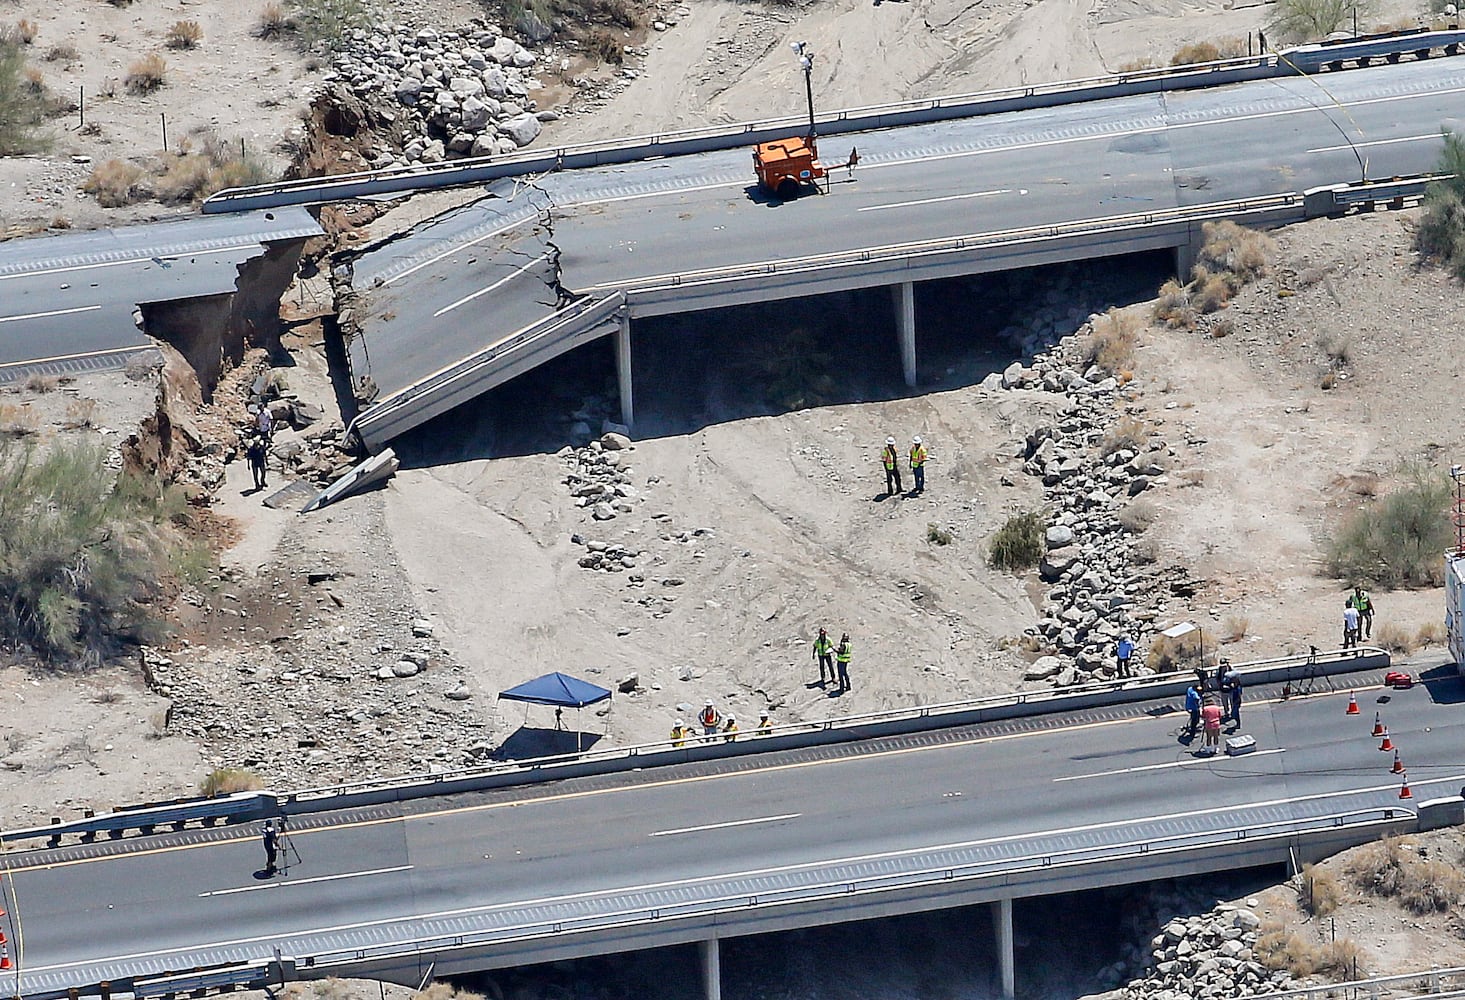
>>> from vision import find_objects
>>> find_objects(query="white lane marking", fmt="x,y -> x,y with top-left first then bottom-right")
565,178 -> 748,208
650,813 -> 801,837
1053,748 -> 1286,782
858,189 -> 1016,213
0,344 -> 152,370
0,243 -> 260,282
29,771 -> 1465,974
383,218 -> 530,287
198,865 -> 413,898
1306,131 -> 1442,153
0,304 -> 102,324
431,255 -> 548,317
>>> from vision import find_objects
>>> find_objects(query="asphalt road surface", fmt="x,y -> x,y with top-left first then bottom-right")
347,58 -> 1465,398
13,669 -> 1465,996
0,209 -> 321,380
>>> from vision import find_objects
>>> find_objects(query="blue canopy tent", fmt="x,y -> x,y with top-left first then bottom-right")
497,671 -> 613,752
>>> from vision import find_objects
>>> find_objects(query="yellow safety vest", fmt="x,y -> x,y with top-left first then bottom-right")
910,445 -> 927,467
836,641 -> 852,663
814,636 -> 832,655
882,446 -> 898,470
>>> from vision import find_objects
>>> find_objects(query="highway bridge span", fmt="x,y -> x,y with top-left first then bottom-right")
9,653 -> 1465,1000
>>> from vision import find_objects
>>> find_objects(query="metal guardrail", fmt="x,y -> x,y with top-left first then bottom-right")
282,644 -> 1388,806
3,791 -> 272,846
290,805 -> 1408,973
1253,965 -> 1465,999
133,960 -> 288,1000
201,54 -> 1279,214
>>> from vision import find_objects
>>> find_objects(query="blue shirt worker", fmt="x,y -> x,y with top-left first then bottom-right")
1220,662 -> 1242,727
1115,634 -> 1135,677
1184,685 -> 1202,736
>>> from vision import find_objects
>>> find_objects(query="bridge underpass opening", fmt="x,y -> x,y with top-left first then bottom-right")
436,866 -> 1286,1000
376,252 -> 1173,459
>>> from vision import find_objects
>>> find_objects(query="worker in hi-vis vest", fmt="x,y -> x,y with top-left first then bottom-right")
909,436 -> 928,494
835,633 -> 853,693
813,627 -> 834,685
669,720 -> 692,747
699,699 -> 722,736
881,436 -> 903,497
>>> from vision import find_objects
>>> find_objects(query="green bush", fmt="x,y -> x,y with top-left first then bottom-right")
1416,130 -> 1465,280
1324,463 -> 1452,588
0,32 -> 51,155
200,767 -> 263,796
988,511 -> 1044,571
286,0 -> 378,51
0,438 -> 195,660
1269,0 -> 1374,42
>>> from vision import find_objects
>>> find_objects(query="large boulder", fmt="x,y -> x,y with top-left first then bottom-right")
499,111 -> 543,147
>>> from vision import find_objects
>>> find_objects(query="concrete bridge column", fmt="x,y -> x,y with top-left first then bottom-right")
700,936 -> 722,1000
615,311 -> 634,430
892,281 -> 917,387
992,897 -> 1015,999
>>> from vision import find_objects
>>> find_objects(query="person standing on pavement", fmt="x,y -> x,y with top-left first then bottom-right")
262,820 -> 279,874
1184,684 -> 1202,737
1115,634 -> 1135,677
813,627 -> 835,686
1349,586 -> 1374,641
835,633 -> 853,692
1200,694 -> 1224,753
699,699 -> 722,736
909,436 -> 928,494
881,437 -> 903,498
1220,660 -> 1242,728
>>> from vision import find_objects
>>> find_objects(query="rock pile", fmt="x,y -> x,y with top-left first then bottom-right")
1115,903 -> 1291,999
995,323 -> 1202,685
325,23 -> 554,166
561,430 -> 642,525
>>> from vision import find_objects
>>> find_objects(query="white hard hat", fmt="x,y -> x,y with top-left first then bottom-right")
912,435 -> 922,444
705,699 -> 714,706
886,436 -> 895,445
675,719 -> 684,727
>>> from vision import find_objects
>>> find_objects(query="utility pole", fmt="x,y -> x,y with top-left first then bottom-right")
792,41 -> 816,139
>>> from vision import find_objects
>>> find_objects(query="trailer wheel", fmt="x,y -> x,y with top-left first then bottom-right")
775,177 -> 801,200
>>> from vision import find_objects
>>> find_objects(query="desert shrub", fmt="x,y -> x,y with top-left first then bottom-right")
256,3 -> 293,38
0,33 -> 52,154
1317,330 -> 1353,367
1415,131 -> 1465,280
1371,620 -> 1415,653
43,42 -> 79,62
165,20 -> 203,49
23,374 -> 59,394
926,522 -> 953,546
1118,498 -> 1158,534
413,985 -> 486,1000
1345,834 -> 1465,913
588,28 -> 623,63
155,153 -> 215,203
83,159 -> 147,207
61,399 -> 98,430
1255,923 -> 1362,979
1198,220 -> 1273,283
0,403 -> 39,437
1145,631 -> 1201,673
1417,619 -> 1445,646
0,438 -> 197,660
1208,317 -> 1234,338
15,19 -> 37,44
286,0 -> 378,51
199,767 -> 263,796
1324,463 -> 1452,588
124,52 -> 167,94
1269,0 -> 1375,41
1100,415 -> 1150,456
1190,268 -> 1233,313
1223,614 -> 1249,642
1169,37 -> 1246,65
1085,308 -> 1138,373
1154,278 -> 1195,329
1300,863 -> 1344,917
1117,57 -> 1158,72
988,510 -> 1044,571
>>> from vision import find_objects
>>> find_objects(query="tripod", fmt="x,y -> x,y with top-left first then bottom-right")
277,818 -> 303,874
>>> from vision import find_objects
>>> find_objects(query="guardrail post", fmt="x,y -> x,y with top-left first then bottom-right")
615,310 -> 634,429
990,898 -> 1016,998
893,281 -> 917,387
700,937 -> 722,1000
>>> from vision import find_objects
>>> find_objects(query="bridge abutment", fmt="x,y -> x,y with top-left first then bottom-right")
700,936 -> 722,1000
615,312 -> 634,429
893,282 -> 917,387
992,896 -> 1015,998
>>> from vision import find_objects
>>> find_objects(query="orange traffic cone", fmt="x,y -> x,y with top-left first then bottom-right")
1399,774 -> 1413,800
1,941 -> 12,970
1379,728 -> 1394,752
1346,691 -> 1360,715
1372,712 -> 1384,737
1391,749 -> 1404,774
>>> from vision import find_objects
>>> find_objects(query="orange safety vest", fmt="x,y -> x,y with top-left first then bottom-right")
700,705 -> 720,727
